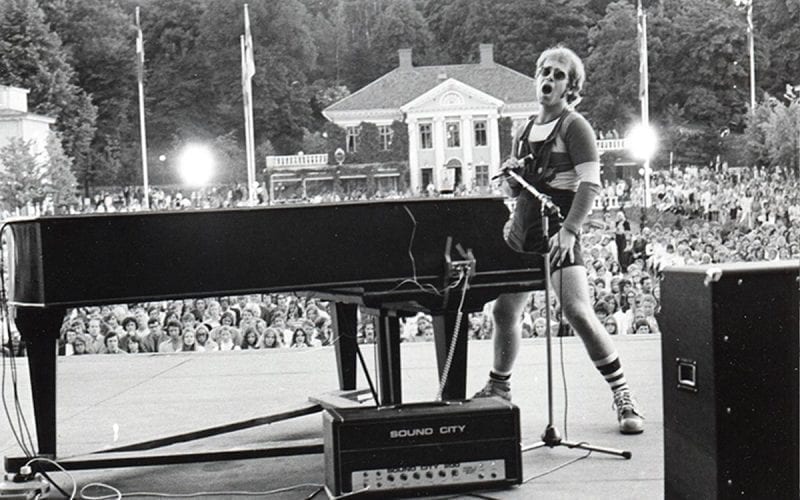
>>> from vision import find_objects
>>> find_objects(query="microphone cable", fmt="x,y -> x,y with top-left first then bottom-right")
435,267 -> 470,401
0,221 -> 37,459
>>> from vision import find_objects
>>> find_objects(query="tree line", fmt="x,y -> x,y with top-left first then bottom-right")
0,0 -> 798,203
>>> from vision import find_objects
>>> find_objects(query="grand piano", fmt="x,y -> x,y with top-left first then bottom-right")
2,196 -> 542,471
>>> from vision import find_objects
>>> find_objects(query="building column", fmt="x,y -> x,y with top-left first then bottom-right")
407,118 -> 420,194
433,117 -> 446,190
488,114 -> 501,179
461,116 -> 474,189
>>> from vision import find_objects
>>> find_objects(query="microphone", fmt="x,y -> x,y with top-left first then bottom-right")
492,154 -> 533,180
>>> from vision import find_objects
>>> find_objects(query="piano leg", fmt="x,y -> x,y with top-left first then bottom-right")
331,303 -> 358,391
13,306 -> 65,458
376,311 -> 402,405
433,313 -> 469,400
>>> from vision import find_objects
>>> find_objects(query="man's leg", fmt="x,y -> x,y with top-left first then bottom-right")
552,266 -> 644,434
473,291 -> 530,401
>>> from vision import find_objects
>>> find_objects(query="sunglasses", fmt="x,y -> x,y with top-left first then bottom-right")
538,66 -> 567,81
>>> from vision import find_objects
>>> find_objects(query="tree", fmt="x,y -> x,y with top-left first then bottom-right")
0,0 -> 98,188
39,0 -> 136,190
762,98 -> 800,174
425,0 -> 591,75
43,132 -> 79,209
197,0 -> 318,155
645,0 -> 749,165
371,0 -> 435,76
0,134 -> 77,212
583,1 -> 640,133
751,0 -> 800,99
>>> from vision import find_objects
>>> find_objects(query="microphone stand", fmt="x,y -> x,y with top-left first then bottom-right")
503,169 -> 630,460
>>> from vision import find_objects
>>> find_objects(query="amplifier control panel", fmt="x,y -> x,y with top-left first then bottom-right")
351,460 -> 508,492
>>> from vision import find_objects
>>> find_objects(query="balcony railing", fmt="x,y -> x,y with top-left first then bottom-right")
265,153 -> 329,168
597,139 -> 626,152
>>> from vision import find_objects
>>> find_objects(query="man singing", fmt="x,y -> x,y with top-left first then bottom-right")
474,46 -> 644,434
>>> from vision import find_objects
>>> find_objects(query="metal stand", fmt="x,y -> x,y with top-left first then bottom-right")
505,170 -> 630,460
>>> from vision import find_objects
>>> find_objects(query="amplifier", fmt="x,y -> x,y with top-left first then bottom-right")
323,398 -> 522,497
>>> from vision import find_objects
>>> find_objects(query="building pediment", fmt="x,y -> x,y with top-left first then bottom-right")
400,78 -> 503,115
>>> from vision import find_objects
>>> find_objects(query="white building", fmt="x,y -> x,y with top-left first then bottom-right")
323,44 -> 540,193
0,85 -> 56,160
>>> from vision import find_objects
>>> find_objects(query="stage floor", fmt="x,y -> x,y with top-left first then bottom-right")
2,335 -> 663,499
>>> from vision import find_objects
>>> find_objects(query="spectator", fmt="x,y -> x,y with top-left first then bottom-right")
195,324 -> 218,351
603,317 -> 619,335
72,336 -> 87,356
632,319 -> 653,335
3,330 -> 26,357
140,318 -> 162,353
216,326 -> 240,351
260,327 -> 283,348
179,329 -> 203,352
126,336 -> 142,354
240,326 -> 261,350
85,317 -> 106,354
290,328 -> 312,348
59,328 -> 78,356
119,316 -> 138,352
104,332 -> 126,354
158,320 -> 183,353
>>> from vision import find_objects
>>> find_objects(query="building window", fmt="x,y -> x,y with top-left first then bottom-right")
346,126 -> 360,153
474,164 -> 489,187
419,123 -> 432,149
446,121 -> 460,148
379,125 -> 393,151
421,167 -> 434,189
474,120 -> 487,146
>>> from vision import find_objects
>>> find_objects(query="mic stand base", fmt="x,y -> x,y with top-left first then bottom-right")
522,426 -> 631,459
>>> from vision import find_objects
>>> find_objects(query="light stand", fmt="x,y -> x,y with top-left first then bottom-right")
504,169 -> 631,460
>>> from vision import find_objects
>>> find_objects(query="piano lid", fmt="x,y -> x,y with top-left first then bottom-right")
3,197 -> 540,308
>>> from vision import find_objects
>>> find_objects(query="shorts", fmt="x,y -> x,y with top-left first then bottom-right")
507,186 -> 585,273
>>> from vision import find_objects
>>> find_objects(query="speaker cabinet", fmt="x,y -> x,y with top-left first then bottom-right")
660,262 -> 799,499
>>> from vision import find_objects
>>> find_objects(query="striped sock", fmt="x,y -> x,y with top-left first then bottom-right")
489,370 -> 511,382
594,352 -> 629,393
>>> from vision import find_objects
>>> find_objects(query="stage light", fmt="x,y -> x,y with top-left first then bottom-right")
177,144 -> 214,187
626,124 -> 658,161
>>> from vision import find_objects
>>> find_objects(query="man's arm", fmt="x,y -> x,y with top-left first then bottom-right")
562,116 -> 602,235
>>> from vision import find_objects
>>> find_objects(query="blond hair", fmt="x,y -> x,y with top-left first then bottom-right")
536,46 -> 585,105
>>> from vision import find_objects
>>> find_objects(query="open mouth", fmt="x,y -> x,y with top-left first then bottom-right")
541,84 -> 552,95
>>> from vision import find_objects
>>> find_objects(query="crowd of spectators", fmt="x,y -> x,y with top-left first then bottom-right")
2,164 -> 799,357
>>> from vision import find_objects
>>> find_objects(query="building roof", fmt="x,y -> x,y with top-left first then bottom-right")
325,52 -> 538,114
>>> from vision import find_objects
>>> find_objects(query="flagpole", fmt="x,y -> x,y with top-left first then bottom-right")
242,4 -> 257,206
637,0 -> 651,208
135,6 -> 150,209
747,0 -> 756,114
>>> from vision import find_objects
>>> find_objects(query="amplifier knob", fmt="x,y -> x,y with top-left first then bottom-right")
413,472 -> 420,480
387,474 -> 394,482
439,470 -> 447,477
426,471 -> 433,479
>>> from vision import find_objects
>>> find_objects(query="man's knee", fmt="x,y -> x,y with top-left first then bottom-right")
492,294 -> 527,327
561,299 -> 592,326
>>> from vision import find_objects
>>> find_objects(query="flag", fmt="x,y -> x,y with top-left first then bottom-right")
637,0 -> 648,103
135,6 -> 144,85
